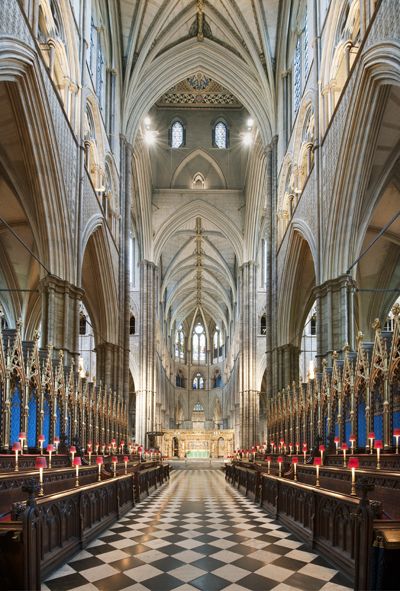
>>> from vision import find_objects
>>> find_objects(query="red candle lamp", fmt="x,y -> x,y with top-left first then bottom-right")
349,434 -> 356,454
368,432 -> 375,454
334,436 -> 340,454
313,457 -> 321,487
53,436 -> 60,454
35,456 -> 47,496
342,443 -> 348,467
302,443 -> 307,464
87,442 -> 92,465
319,444 -> 325,464
112,455 -> 118,477
123,455 -> 129,474
393,428 -> 400,454
12,441 -> 21,472
38,434 -> 45,454
18,432 -> 26,454
292,456 -> 299,481
277,455 -> 283,477
69,445 -> 76,466
266,455 -> 272,475
46,444 -> 54,469
374,440 -> 382,469
96,455 -> 103,481
73,456 -> 82,487
348,457 -> 359,496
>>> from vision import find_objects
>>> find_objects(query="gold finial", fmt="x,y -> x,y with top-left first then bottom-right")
343,342 -> 350,352
392,302 -> 400,317
372,318 -> 381,331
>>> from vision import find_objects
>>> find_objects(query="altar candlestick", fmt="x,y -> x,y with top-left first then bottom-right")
334,436 -> 340,455
393,429 -> 400,454
368,432 -> 375,455
348,457 -> 359,496
342,443 -> 348,467
35,456 -> 47,496
12,442 -> 21,472
314,457 -> 321,487
73,456 -> 82,487
124,455 -> 129,475
46,444 -> 54,469
349,435 -> 356,454
374,440 -> 382,469
319,445 -> 325,464
278,456 -> 283,477
292,456 -> 298,481
96,455 -> 103,481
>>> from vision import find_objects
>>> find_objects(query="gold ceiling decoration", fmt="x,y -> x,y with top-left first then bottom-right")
156,72 -> 242,109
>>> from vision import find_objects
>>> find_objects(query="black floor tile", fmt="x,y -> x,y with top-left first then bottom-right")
143,573 -> 185,591
236,573 -> 278,590
232,555 -> 265,571
150,556 -> 185,571
192,556 -> 226,571
191,572 -> 230,591
93,572 -> 136,590
109,556 -> 145,571
284,571 -> 325,590
45,573 -> 88,591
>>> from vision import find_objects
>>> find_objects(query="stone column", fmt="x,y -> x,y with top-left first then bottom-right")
239,261 -> 258,448
39,275 -> 83,363
136,260 -> 158,446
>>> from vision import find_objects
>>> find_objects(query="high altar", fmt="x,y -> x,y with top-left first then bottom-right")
161,429 -> 234,458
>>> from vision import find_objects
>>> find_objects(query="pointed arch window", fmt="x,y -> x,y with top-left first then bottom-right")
129,315 -> 136,335
212,327 -> 224,362
169,120 -> 185,148
192,323 -> 206,363
175,325 -> 185,360
213,121 -> 229,149
193,373 -> 204,389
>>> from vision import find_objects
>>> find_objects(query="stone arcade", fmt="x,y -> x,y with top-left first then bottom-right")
0,1 -> 399,590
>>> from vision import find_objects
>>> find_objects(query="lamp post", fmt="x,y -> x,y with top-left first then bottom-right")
349,434 -> 356,454
374,440 -> 382,469
348,457 -> 359,496
35,456 -> 47,496
124,455 -> 129,475
289,443 -> 293,455
313,457 -> 321,487
266,456 -> 271,475
302,443 -> 307,464
120,440 -> 125,454
12,442 -> 21,472
368,432 -> 375,454
393,429 -> 400,454
292,456 -> 298,481
278,456 -> 283,477
74,456 -> 82,487
46,444 -> 54,469
296,442 -> 300,455
96,455 -> 103,481
319,444 -> 325,464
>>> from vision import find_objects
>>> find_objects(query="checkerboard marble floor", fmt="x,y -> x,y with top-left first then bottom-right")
42,469 -> 353,591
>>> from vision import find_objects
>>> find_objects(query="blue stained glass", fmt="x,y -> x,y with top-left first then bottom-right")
27,393 -> 37,448
10,386 -> 21,446
66,413 -> 71,445
55,401 -> 61,439
345,420 -> 351,444
358,400 -> 366,446
394,410 -> 400,429
43,395 -> 50,447
373,414 -> 383,441
334,422 -> 339,438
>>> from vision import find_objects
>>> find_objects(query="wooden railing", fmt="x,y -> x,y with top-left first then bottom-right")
225,463 -> 375,590
0,463 -> 170,591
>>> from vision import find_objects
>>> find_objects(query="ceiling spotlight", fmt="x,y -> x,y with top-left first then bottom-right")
247,118 -> 254,128
242,132 -> 253,146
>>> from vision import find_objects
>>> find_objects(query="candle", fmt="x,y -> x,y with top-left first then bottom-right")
319,444 -> 325,464
124,455 -> 129,475
120,440 -> 125,454
313,457 -> 321,487
96,455 -> 103,481
278,456 -> 283,477
349,434 -> 356,454
95,442 -> 99,454
12,442 -> 21,472
334,436 -> 340,455
87,442 -> 92,465
69,445 -> 76,467
18,432 -> 26,454
296,442 -> 300,454
270,441 -> 274,454
38,434 -> 45,454
111,438 -> 116,452
292,456 -> 298,481
374,440 -> 382,469
348,457 -> 359,496
73,456 -> 82,487
102,444 -> 105,455
368,432 -> 375,455
54,436 -> 60,454
393,429 -> 400,454
289,443 -> 293,455
266,455 -> 271,475
280,439 -> 284,454
112,455 -> 118,477
46,444 -> 54,469
342,443 -> 348,467
303,443 -> 307,464
35,456 -> 47,496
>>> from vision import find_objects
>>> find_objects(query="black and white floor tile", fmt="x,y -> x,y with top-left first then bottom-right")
42,469 -> 353,591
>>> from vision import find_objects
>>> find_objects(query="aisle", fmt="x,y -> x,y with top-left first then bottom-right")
42,469 -> 352,591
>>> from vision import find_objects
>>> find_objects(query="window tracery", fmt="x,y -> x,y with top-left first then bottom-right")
170,121 -> 185,148
213,121 -> 228,149
192,323 -> 206,363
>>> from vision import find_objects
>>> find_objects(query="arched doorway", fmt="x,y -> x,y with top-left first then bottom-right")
172,437 -> 179,457
217,437 -> 225,457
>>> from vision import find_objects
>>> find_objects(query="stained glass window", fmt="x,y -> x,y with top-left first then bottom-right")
192,323 -> 206,363
27,392 -> 37,448
214,122 -> 227,149
175,326 -> 185,359
304,8 -> 309,76
171,121 -> 184,148
193,373 -> 204,389
294,37 -> 301,113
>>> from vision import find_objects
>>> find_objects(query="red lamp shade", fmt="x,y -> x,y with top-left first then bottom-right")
342,443 -> 348,450
334,436 -> 340,443
73,456 -> 82,466
12,442 -> 21,452
292,456 -> 299,464
374,440 -> 383,449
35,457 -> 47,470
266,456 -> 272,462
46,444 -> 54,452
252,447 -> 256,451
368,432 -> 375,439
348,458 -> 359,469
87,443 -> 92,450
313,457 -> 322,466
319,445 -> 326,451
38,434 -> 45,442
123,456 -> 129,463
111,439 -> 116,444
96,456 -> 104,465
120,440 -> 125,446
349,434 -> 356,441
289,442 -> 293,447
69,446 -> 76,453
296,442 -> 300,447
302,442 -> 307,449
112,456 -> 118,463
278,456 -> 283,463
270,441 -> 275,446
54,436 -> 60,442
280,439 -> 284,444
394,429 -> 400,436
19,432 -> 26,439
